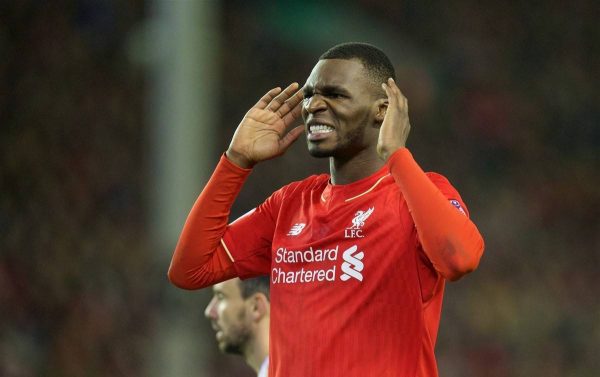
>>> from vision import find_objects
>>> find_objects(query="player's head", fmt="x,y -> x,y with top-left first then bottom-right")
319,42 -> 395,96
204,277 -> 270,356
302,42 -> 395,159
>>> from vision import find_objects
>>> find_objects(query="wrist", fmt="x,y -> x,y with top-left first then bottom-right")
378,144 -> 406,162
386,147 -> 412,169
225,149 -> 255,169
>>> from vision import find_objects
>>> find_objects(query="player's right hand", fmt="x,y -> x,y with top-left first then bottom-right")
226,83 -> 305,169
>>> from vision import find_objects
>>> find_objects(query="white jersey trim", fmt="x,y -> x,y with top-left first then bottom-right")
344,174 -> 391,202
220,238 -> 235,262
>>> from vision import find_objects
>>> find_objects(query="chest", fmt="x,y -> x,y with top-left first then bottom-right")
274,185 -> 414,247
270,185 -> 418,287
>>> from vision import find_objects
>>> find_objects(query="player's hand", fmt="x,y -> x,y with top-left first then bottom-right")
377,78 -> 411,161
226,83 -> 305,168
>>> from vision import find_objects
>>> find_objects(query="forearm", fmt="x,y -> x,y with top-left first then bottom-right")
388,149 -> 484,281
168,155 -> 252,289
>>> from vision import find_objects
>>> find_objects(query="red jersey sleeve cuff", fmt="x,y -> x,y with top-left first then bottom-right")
221,153 -> 254,175
386,148 -> 414,174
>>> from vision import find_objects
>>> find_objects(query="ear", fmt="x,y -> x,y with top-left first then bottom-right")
248,293 -> 270,322
374,98 -> 388,125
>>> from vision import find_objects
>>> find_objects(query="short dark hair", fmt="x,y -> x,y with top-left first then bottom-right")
239,276 -> 270,301
319,42 -> 396,92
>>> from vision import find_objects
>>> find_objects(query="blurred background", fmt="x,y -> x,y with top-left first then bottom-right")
1,0 -> 598,376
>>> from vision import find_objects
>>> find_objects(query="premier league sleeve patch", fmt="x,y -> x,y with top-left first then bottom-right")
449,199 -> 467,215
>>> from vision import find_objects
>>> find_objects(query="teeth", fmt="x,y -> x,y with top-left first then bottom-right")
309,124 -> 334,134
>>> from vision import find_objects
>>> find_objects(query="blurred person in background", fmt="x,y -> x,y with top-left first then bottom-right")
168,42 -> 484,376
204,276 -> 270,377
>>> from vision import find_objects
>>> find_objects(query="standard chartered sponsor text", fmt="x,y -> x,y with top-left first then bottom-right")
272,246 -> 338,284
275,246 -> 338,264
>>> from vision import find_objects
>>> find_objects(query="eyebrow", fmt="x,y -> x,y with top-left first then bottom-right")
212,287 -> 224,294
303,84 -> 349,95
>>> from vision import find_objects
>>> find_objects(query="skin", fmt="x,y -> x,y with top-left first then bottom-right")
204,279 -> 269,374
302,59 -> 385,183
225,57 -> 411,184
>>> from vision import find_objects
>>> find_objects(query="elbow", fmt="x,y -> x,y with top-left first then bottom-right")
443,236 -> 485,282
167,259 -> 202,290
168,264 -> 191,289
167,241 -> 229,290
167,241 -> 205,290
444,261 -> 477,282
167,252 -> 219,291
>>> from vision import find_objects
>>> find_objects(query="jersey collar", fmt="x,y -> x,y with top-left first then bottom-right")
321,165 -> 391,203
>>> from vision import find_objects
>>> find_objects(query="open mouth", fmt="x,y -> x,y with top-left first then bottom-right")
308,124 -> 335,141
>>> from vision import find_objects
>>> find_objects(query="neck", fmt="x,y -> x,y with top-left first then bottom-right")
329,148 -> 385,185
244,324 -> 269,374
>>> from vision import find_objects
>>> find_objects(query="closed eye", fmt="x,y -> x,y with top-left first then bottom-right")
302,91 -> 346,100
325,92 -> 344,99
321,86 -> 349,99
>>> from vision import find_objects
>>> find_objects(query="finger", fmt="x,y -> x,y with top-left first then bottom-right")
387,78 -> 408,107
384,80 -> 407,111
281,99 -> 303,127
254,87 -> 282,109
276,88 -> 304,118
386,78 -> 400,97
382,82 -> 390,96
382,81 -> 396,103
266,82 -> 299,112
278,125 -> 305,152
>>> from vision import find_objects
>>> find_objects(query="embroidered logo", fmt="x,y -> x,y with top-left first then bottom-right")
340,245 -> 364,281
449,200 -> 466,215
287,223 -> 306,236
344,207 -> 374,238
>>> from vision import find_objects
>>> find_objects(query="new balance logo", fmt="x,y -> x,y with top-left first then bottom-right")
340,245 -> 364,281
287,223 -> 306,236
344,207 -> 374,238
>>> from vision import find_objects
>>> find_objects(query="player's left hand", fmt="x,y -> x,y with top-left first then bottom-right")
377,78 -> 411,161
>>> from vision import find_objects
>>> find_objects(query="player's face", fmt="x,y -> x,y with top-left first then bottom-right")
204,279 -> 252,355
302,58 -> 381,159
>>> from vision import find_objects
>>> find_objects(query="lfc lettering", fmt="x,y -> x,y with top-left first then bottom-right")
344,229 -> 364,238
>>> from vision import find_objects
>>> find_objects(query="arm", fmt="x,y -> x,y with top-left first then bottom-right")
378,79 -> 484,281
168,83 -> 305,289
388,149 -> 484,281
168,156 -> 250,289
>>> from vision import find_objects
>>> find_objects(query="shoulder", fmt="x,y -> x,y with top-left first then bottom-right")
261,174 -> 329,210
425,171 -> 451,185
278,173 -> 330,196
424,172 -> 459,195
425,171 -> 469,213
262,174 -> 328,212
425,171 -> 461,197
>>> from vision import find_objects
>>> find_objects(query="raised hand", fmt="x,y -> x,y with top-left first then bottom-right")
226,83 -> 305,168
377,78 -> 411,161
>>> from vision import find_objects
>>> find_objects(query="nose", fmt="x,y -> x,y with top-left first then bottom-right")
302,94 -> 327,115
204,297 -> 217,319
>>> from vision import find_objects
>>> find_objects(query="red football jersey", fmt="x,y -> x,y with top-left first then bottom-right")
222,164 -> 469,377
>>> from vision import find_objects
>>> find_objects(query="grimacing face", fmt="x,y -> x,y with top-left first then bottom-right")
204,279 -> 252,355
302,58 -> 383,159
